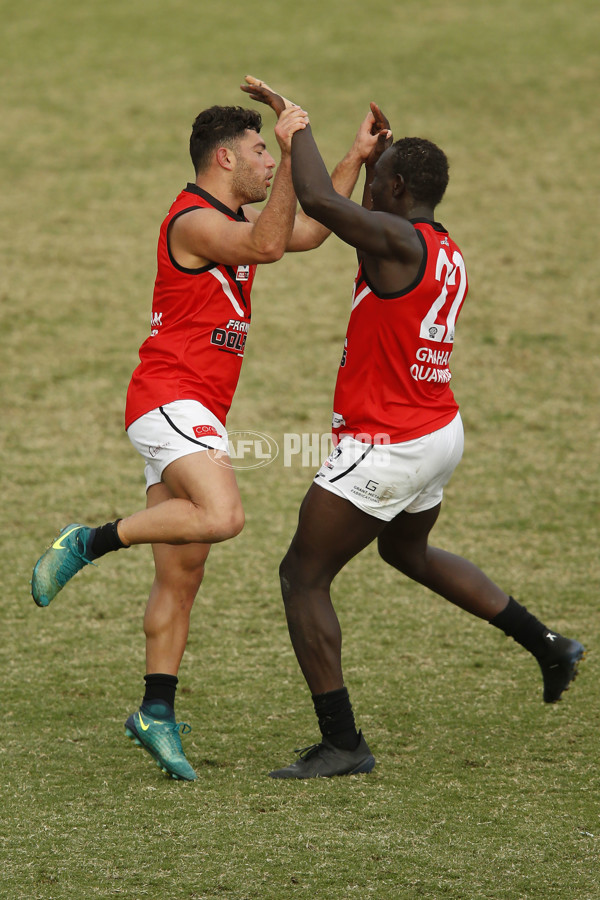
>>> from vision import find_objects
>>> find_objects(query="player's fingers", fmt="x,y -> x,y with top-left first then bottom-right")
370,101 -> 391,130
244,74 -> 279,95
373,130 -> 392,153
276,110 -> 308,139
284,104 -> 306,114
279,105 -> 308,121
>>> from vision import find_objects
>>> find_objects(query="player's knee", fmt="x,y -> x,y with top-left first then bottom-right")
280,547 -> 310,603
377,532 -> 395,567
377,533 -> 419,577
211,505 -> 245,542
279,546 -> 336,604
279,551 -> 295,602
187,499 -> 244,543
181,558 -> 207,593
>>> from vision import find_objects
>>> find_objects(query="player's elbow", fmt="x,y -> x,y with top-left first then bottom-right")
295,182 -> 337,222
295,185 -> 324,220
299,198 -> 322,221
256,242 -> 286,263
250,230 -> 289,262
296,187 -> 336,227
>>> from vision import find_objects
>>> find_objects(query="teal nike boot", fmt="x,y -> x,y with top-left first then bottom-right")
32,524 -> 95,607
125,707 -> 198,781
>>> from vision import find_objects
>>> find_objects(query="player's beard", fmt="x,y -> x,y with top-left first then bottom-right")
231,157 -> 268,204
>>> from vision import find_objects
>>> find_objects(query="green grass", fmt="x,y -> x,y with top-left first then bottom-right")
2,0 -> 600,897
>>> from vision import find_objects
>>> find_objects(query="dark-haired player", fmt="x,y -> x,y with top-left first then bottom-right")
242,79 -> 585,779
31,93 -> 386,781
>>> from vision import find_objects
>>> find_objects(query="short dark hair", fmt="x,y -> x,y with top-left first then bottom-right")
189,106 -> 263,175
388,137 -> 449,207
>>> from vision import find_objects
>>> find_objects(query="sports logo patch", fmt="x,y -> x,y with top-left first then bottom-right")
193,424 -> 220,439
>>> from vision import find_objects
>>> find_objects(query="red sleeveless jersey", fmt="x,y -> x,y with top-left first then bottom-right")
332,219 -> 468,444
125,184 -> 255,429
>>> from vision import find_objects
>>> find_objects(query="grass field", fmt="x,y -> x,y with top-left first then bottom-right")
2,0 -> 600,897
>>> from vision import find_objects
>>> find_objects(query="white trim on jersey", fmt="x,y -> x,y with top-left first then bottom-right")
208,268 -> 245,318
352,284 -> 371,311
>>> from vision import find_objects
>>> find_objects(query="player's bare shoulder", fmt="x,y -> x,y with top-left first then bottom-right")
385,213 -> 424,259
168,206 -> 217,268
362,211 -> 423,263
170,205 -> 252,269
360,217 -> 424,294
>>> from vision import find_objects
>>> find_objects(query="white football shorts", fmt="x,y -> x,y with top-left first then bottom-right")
314,412 -> 464,521
127,400 -> 230,490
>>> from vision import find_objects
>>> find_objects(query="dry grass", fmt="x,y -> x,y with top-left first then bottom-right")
1,0 -> 599,897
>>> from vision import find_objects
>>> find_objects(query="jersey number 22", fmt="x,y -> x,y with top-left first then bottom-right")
419,248 -> 467,344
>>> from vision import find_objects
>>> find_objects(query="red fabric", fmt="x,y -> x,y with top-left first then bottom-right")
332,220 -> 468,444
125,185 -> 255,429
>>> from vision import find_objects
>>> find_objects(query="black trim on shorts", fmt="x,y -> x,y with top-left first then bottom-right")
328,443 -> 374,483
159,406 -> 218,450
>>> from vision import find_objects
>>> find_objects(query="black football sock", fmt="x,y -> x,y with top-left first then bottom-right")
141,673 -> 179,720
88,520 -> 127,560
312,687 -> 360,751
489,595 -> 559,660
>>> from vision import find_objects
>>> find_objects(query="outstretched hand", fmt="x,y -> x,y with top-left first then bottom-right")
240,75 -> 296,118
366,101 -> 393,165
350,102 -> 392,166
369,102 -> 391,137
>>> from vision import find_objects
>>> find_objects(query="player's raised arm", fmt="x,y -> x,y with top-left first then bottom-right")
290,120 -> 414,261
172,104 -> 309,267
284,106 -> 391,252
241,78 -> 393,253
239,103 -> 309,259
